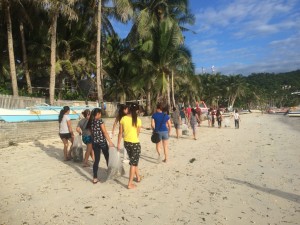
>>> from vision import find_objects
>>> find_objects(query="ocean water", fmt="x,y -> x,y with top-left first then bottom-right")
277,115 -> 300,132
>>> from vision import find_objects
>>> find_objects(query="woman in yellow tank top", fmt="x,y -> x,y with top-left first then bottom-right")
117,103 -> 142,189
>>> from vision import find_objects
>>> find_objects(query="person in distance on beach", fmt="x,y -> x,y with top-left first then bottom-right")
179,107 -> 186,124
216,109 -> 223,128
58,106 -> 74,161
86,108 -> 114,184
234,109 -> 241,129
207,108 -> 212,127
151,103 -> 172,163
190,108 -> 200,140
211,107 -> 216,127
171,107 -> 181,139
117,103 -> 142,189
195,102 -> 202,127
76,109 -> 95,167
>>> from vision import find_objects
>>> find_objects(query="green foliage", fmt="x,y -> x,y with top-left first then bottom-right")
0,83 -> 12,95
1,0 -> 299,110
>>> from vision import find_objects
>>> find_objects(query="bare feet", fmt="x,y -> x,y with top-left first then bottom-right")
82,162 -> 91,167
162,159 -> 167,163
135,175 -> 143,183
92,178 -> 99,184
127,184 -> 136,189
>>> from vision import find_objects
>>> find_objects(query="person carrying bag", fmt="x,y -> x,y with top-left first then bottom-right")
151,103 -> 172,163
151,114 -> 165,143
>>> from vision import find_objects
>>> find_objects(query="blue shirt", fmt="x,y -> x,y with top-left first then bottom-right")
152,112 -> 170,132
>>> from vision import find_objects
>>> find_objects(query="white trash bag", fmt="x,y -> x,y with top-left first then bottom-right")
181,124 -> 189,135
107,147 -> 125,180
224,118 -> 230,127
72,135 -> 83,162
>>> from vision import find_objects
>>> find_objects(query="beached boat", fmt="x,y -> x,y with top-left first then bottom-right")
267,107 -> 289,114
0,105 -> 94,122
196,101 -> 209,114
287,107 -> 300,117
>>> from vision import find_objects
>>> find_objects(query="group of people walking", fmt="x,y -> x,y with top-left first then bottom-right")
58,102 -> 241,189
58,103 -> 144,189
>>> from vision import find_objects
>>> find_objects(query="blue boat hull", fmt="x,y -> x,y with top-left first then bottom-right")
0,105 -> 94,122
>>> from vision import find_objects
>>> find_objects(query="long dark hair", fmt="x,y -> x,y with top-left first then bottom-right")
86,108 -> 102,129
129,103 -> 139,127
117,104 -> 128,122
58,106 -> 70,123
191,108 -> 197,116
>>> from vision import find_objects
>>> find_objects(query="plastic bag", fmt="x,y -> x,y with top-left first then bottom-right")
107,147 -> 125,180
224,118 -> 230,127
181,124 -> 188,131
71,135 -> 83,162
181,124 -> 189,135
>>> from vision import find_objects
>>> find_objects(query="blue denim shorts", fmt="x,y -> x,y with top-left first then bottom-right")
82,135 -> 92,145
157,131 -> 169,140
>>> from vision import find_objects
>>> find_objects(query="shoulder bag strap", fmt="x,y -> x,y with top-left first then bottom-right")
157,114 -> 165,130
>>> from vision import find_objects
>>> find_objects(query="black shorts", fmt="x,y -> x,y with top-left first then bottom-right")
59,133 -> 72,140
124,141 -> 141,166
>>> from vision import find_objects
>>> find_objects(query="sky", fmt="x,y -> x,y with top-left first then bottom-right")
112,0 -> 300,76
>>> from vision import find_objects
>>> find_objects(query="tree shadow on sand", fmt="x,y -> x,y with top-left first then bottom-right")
140,154 -> 157,164
226,178 -> 300,204
34,140 -> 107,182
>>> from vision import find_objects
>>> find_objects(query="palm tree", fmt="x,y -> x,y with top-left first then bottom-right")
96,0 -> 103,104
126,0 -> 194,112
95,0 -> 133,104
38,0 -> 78,105
2,0 -> 18,96
225,75 -> 247,108
170,45 -> 194,107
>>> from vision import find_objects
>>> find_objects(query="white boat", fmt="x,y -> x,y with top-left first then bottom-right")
0,105 -> 94,122
288,109 -> 300,117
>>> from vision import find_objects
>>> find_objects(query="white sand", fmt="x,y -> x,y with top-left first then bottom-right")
0,114 -> 299,225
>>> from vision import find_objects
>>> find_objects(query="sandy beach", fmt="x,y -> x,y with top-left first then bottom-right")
0,113 -> 299,225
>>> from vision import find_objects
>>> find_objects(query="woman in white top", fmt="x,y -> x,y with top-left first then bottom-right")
59,106 -> 74,161
233,109 -> 241,129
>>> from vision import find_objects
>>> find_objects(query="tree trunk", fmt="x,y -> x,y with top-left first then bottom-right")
120,92 -> 126,104
19,22 -> 32,94
5,1 -> 18,96
229,94 -> 237,109
96,0 -> 103,104
49,13 -> 58,105
171,70 -> 176,107
146,81 -> 151,115
167,73 -> 171,110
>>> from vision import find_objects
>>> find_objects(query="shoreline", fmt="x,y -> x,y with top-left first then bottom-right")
0,113 -> 299,225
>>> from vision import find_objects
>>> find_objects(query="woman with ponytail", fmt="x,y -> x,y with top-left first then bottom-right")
87,108 -> 114,184
58,106 -> 74,161
117,103 -> 142,189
